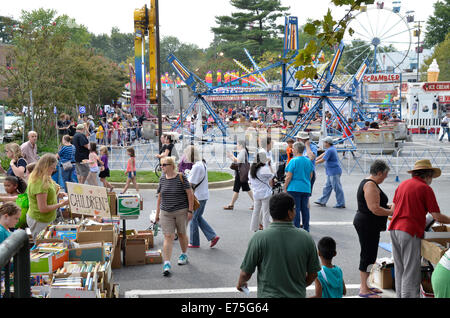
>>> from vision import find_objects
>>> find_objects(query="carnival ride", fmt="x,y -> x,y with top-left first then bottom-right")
167,15 -> 374,151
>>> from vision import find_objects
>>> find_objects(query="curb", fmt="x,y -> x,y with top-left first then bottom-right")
0,177 -> 235,190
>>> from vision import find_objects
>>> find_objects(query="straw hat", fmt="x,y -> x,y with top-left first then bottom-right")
407,159 -> 441,178
76,124 -> 85,130
295,131 -> 310,140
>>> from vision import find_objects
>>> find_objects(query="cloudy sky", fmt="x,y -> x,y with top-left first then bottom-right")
2,0 -> 439,48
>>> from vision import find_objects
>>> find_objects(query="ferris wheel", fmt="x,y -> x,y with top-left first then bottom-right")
342,1 -> 413,75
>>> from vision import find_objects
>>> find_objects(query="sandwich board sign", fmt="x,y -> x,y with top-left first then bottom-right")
66,182 -> 110,218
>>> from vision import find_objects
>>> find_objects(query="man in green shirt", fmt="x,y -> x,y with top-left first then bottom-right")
237,192 -> 321,298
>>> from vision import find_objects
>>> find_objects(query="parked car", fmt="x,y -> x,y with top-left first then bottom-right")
3,115 -> 23,142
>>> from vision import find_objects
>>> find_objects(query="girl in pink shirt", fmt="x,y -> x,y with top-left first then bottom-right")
121,147 -> 139,193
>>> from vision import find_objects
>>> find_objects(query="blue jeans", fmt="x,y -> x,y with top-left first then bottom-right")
61,166 -> 76,192
189,200 -> 216,246
440,127 -> 450,141
316,174 -> 345,207
287,191 -> 310,231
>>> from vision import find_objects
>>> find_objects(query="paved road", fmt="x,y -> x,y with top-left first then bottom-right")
109,165 -> 450,299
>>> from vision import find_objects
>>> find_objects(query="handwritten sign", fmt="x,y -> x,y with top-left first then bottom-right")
66,182 -> 110,218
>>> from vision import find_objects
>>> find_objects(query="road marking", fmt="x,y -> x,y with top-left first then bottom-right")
124,284 -> 365,298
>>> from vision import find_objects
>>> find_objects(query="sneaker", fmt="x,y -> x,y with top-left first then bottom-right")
210,236 -> 220,248
178,254 -> 188,265
314,202 -> 326,207
333,205 -> 346,209
162,263 -> 171,276
188,244 -> 200,248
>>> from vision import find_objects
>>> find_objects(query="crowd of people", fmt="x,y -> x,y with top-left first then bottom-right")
1,102 -> 449,299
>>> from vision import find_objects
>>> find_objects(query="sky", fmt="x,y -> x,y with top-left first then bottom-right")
2,0 -> 439,49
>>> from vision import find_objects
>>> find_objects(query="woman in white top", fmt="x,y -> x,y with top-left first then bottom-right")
185,145 -> 220,248
248,151 -> 274,231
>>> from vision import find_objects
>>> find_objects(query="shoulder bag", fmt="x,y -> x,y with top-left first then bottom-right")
179,173 -> 200,211
238,149 -> 250,183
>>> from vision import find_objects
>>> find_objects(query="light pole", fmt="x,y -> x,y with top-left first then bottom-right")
414,21 -> 424,82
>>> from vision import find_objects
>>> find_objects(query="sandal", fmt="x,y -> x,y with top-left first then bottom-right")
249,206 -> 254,210
223,205 -> 234,210
359,292 -> 381,298
369,287 -> 383,294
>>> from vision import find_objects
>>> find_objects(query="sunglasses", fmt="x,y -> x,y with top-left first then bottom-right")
161,164 -> 172,167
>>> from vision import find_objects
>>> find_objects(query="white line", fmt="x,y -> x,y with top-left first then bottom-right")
310,222 -> 353,226
124,284 -> 363,298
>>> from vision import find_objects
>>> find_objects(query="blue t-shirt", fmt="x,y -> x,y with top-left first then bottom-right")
317,265 -> 344,298
58,145 -> 75,164
323,146 -> 342,176
0,224 -> 11,244
303,143 -> 318,169
285,156 -> 314,193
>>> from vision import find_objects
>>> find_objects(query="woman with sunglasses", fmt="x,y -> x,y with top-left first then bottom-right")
155,156 -> 194,277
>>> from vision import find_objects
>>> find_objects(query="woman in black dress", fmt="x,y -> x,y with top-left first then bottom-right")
354,160 -> 394,298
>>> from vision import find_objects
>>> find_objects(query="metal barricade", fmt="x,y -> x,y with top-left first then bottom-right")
0,230 -> 30,298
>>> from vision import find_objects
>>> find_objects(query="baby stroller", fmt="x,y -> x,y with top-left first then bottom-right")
272,161 -> 286,194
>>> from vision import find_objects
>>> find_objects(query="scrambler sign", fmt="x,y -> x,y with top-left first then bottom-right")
363,73 -> 400,83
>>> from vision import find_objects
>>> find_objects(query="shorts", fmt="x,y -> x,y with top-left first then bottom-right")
159,208 -> 188,235
233,173 -> 251,193
90,166 -> 100,173
128,171 -> 136,179
75,162 -> 90,177
99,168 -> 110,178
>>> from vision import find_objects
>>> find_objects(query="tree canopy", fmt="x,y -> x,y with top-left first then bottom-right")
424,0 -> 450,49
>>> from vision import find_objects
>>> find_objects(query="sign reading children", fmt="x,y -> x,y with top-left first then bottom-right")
66,182 -> 110,218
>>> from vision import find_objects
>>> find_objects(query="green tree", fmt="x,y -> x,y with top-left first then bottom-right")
212,0 -> 289,61
421,32 -> 450,81
0,16 -> 18,44
424,0 -> 450,49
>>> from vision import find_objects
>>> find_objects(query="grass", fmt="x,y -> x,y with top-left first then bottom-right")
108,170 -> 233,183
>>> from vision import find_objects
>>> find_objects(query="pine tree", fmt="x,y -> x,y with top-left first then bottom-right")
211,0 -> 289,60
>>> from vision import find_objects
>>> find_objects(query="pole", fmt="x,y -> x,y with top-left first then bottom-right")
155,0 -> 163,152
30,90 -> 34,131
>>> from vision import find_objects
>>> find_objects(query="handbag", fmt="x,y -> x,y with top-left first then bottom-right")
62,161 -> 73,171
230,162 -> 239,171
178,173 -> 200,211
238,149 -> 250,183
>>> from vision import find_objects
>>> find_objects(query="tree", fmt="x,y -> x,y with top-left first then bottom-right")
211,0 -> 289,61
0,16 -> 18,44
90,27 -> 134,64
424,0 -> 450,49
421,32 -> 450,81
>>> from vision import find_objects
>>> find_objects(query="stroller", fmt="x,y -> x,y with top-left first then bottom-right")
272,161 -> 286,194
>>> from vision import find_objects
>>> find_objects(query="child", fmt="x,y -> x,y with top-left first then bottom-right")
310,237 -> 346,298
0,176 -> 28,229
286,138 -> 295,165
99,146 -> 114,192
0,202 -> 21,243
121,147 -> 138,194
25,162 -> 36,181
83,142 -> 103,186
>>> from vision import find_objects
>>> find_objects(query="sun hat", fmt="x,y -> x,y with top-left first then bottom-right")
254,151 -> 269,164
88,115 -> 94,120
407,159 -> 441,178
295,131 -> 310,140
322,136 -> 334,145
76,124 -> 85,130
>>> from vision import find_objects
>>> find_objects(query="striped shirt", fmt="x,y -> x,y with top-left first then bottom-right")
58,145 -> 75,163
157,174 -> 191,212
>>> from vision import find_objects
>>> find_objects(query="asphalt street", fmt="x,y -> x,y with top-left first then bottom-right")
109,164 -> 450,299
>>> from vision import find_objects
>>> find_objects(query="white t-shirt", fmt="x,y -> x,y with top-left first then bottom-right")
248,165 -> 274,200
188,161 -> 209,201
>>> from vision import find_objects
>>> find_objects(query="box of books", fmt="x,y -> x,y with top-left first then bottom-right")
48,271 -> 100,298
137,230 -> 154,249
30,249 -> 69,274
111,245 -> 122,269
77,224 -> 117,245
118,194 -> 141,219
145,249 -> 163,264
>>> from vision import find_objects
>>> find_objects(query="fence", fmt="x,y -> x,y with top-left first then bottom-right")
0,230 -> 30,298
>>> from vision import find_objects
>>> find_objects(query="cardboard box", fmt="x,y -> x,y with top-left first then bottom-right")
77,224 -> 117,246
369,267 -> 393,289
421,226 -> 450,264
137,230 -> 154,249
48,272 -> 100,298
145,249 -> 163,264
111,240 -> 122,269
108,192 -> 117,216
30,250 -> 69,274
118,194 -> 141,219
125,238 -> 146,266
